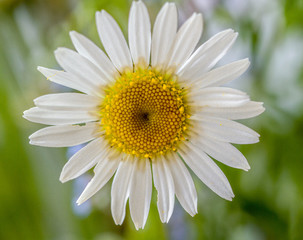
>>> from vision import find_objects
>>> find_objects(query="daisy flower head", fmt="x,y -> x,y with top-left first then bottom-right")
24,1 -> 264,230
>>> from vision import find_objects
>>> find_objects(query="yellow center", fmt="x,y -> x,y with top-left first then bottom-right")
100,68 -> 189,159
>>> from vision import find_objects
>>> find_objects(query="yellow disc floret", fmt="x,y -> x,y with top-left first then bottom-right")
100,68 -> 189,159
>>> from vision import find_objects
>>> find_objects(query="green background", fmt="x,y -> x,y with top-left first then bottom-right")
1,0 -> 303,239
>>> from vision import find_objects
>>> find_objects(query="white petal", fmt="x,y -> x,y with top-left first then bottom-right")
168,153 -> 197,216
33,93 -> 100,111
76,152 -> 120,205
128,1 -> 151,67
23,107 -> 98,125
55,47 -> 107,91
191,116 -> 260,144
129,158 -> 152,230
111,156 -> 135,225
179,142 -> 234,200
29,122 -> 101,147
198,101 -> 265,120
59,138 -> 106,182
152,156 -> 175,223
192,138 -> 250,170
165,13 -> 203,71
96,10 -> 133,72
178,29 -> 238,81
189,87 -> 249,108
151,2 -> 177,68
190,59 -> 250,88
37,67 -> 99,96
69,31 -> 118,82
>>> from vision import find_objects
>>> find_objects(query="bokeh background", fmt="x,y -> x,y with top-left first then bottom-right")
1,0 -> 303,239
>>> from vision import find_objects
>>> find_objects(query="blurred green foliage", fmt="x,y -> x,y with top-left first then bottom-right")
1,0 -> 303,239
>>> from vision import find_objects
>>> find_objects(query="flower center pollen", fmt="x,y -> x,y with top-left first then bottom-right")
100,68 -> 189,159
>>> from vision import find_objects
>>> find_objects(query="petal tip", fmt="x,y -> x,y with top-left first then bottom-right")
69,30 -> 78,38
76,197 -> 84,205
167,2 -> 176,9
197,13 -> 203,19
260,104 -> 266,113
133,222 -> 144,231
22,109 -> 28,116
240,58 -> 250,67
22,110 -> 31,119
100,9 -> 109,17
113,217 -> 124,226
188,208 -> 198,217
226,193 -> 235,201
59,173 -> 68,183
95,10 -> 101,18
54,47 -> 63,56
242,164 -> 251,171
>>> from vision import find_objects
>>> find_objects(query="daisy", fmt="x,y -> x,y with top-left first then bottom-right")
24,1 -> 264,230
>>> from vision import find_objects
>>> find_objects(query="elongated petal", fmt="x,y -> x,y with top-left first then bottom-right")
165,13 -> 203,71
191,116 -> 260,144
29,122 -> 101,147
129,158 -> 152,230
111,156 -> 134,225
190,59 -> 250,87
34,93 -> 100,111
59,138 -> 106,182
189,87 -> 249,108
70,31 -> 118,82
198,101 -> 265,120
55,47 -> 108,89
152,156 -> 175,223
178,29 -> 238,81
128,1 -> 151,67
23,107 -> 98,125
168,153 -> 197,216
192,138 -> 250,170
37,67 -> 99,96
151,2 -> 177,68
96,10 -> 133,72
180,143 -> 234,200
76,152 -> 120,205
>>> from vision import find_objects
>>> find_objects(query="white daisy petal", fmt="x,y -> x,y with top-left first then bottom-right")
23,107 -> 98,125
129,158 -> 152,230
189,87 -> 249,108
59,138 -> 106,183
96,10 -> 133,72
152,156 -> 175,223
178,29 -> 238,81
29,122 -> 101,147
165,13 -> 203,71
192,138 -> 250,170
76,152 -> 120,205
33,93 -> 100,111
128,1 -> 151,68
198,101 -> 265,120
55,47 -> 107,90
151,2 -> 177,68
111,156 -> 135,225
180,143 -> 234,200
37,67 -> 98,96
168,153 -> 197,216
191,116 -> 260,144
69,31 -> 118,82
190,59 -> 250,87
